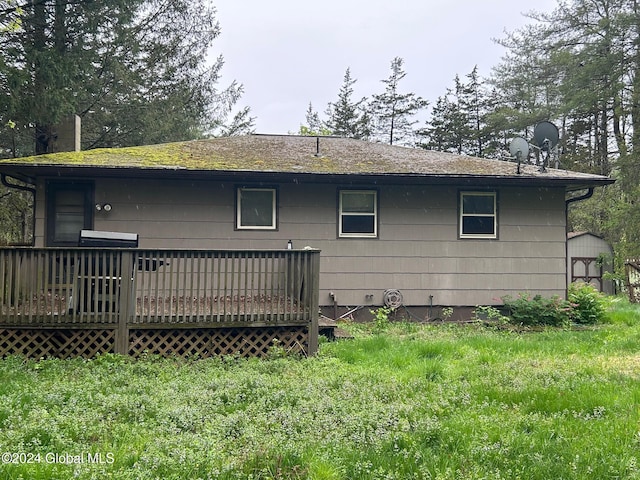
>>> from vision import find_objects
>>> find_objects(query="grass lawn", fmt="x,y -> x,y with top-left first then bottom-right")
2,299 -> 640,479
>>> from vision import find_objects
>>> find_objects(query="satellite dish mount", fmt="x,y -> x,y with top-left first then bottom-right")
508,137 -> 530,174
507,122 -> 560,174
532,121 -> 560,172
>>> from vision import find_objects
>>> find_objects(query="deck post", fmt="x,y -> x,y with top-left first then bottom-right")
115,251 -> 135,355
307,251 -> 321,355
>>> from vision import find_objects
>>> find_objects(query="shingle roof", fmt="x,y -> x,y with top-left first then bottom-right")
567,231 -> 606,240
0,134 -> 614,187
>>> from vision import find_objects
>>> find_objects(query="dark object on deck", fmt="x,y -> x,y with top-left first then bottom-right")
79,230 -> 139,248
76,231 -> 138,313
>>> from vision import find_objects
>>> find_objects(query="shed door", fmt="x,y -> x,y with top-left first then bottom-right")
46,181 -> 94,246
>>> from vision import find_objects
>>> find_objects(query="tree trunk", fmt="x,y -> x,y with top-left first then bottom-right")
599,104 -> 609,175
32,0 -> 51,154
35,125 -> 53,155
632,0 -> 640,155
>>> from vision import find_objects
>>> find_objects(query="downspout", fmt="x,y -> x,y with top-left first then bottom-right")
564,187 -> 595,297
1,174 -> 37,246
1,173 -> 36,194
565,187 -> 594,207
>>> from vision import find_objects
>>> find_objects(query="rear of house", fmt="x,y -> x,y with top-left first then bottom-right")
3,134 -> 614,320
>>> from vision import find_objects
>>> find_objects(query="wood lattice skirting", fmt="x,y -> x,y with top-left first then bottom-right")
0,328 -> 116,359
0,326 -> 310,359
128,326 -> 309,358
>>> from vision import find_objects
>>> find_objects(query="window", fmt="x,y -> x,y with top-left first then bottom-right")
339,190 -> 377,238
46,181 -> 93,246
459,191 -> 497,238
236,187 -> 277,230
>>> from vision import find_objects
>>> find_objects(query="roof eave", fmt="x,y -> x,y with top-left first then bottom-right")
0,164 -> 615,189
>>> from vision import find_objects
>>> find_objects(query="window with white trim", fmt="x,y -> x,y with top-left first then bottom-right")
339,190 -> 377,238
236,187 -> 277,230
459,191 -> 497,238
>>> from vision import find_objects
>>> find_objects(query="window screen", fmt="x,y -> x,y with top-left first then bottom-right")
237,188 -> 277,229
339,190 -> 377,238
460,192 -> 497,238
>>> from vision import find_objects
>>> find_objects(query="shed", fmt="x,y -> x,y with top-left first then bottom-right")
567,232 -> 614,294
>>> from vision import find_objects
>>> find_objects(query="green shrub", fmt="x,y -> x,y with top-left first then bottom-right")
501,293 -> 572,327
567,282 -> 609,324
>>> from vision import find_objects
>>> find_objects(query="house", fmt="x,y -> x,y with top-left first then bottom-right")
0,134 -> 614,356
567,232 -> 615,294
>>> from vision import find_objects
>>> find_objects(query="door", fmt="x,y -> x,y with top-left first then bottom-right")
46,181 -> 94,246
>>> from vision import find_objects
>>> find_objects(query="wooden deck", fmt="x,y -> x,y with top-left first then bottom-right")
0,248 -> 320,358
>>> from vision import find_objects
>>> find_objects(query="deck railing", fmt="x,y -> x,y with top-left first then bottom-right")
0,248 -> 320,327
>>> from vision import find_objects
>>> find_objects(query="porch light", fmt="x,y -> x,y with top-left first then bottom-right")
95,203 -> 112,212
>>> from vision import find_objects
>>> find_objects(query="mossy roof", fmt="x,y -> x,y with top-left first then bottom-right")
0,134 -> 613,187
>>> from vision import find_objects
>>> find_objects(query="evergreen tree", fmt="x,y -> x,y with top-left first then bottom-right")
418,67 -> 492,157
0,1 -> 24,34
0,0 -> 251,157
417,88 -> 465,153
298,102 -> 330,136
487,22 -> 563,154
325,68 -> 371,139
370,57 -> 428,146
461,66 -> 490,157
490,0 -> 640,265
0,0 -> 252,244
217,105 -> 256,137
417,93 -> 455,151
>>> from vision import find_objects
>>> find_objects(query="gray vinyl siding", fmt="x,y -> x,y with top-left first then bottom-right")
35,177 -> 568,307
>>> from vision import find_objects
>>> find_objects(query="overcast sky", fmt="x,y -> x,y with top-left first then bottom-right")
211,0 -> 559,135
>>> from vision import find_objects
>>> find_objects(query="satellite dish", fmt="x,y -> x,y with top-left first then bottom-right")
533,121 -> 559,151
509,137 -> 530,159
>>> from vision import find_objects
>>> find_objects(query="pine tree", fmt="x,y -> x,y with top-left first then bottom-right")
459,66 -> 490,157
325,68 -> 371,139
298,102 -> 330,136
0,0 -> 251,157
370,57 -> 428,146
490,0 -> 640,263
0,1 -> 24,35
218,106 -> 256,137
487,22 -> 561,150
418,68 -> 491,156
417,90 -> 458,152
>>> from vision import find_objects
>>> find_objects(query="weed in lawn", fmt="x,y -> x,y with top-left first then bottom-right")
473,305 -> 510,325
370,306 -> 392,333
